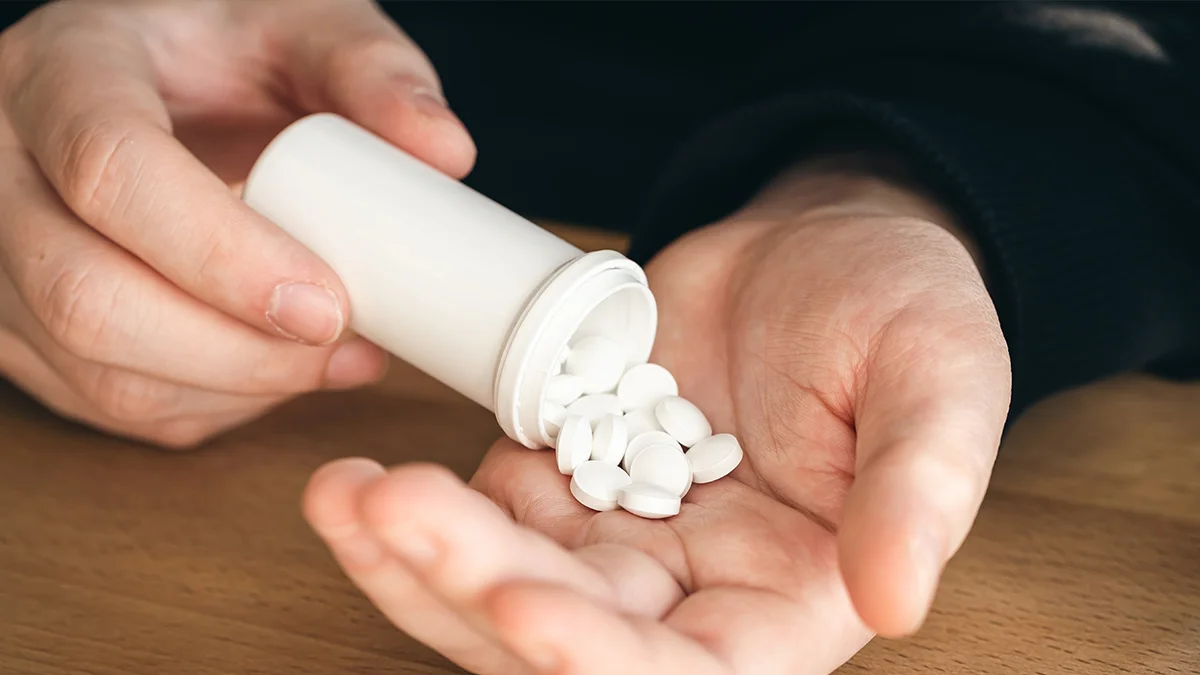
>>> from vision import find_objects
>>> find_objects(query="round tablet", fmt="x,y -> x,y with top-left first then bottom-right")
566,393 -> 622,425
565,335 -> 626,394
616,363 -> 678,412
543,402 -> 568,441
546,374 -> 586,406
685,433 -> 744,483
618,483 -> 681,519
591,414 -> 628,464
628,444 -> 692,498
655,396 -> 712,447
622,430 -> 681,472
555,415 -> 592,475
622,405 -> 662,439
569,461 -> 632,511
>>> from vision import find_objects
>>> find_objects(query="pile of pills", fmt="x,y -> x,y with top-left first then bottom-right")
542,335 -> 743,519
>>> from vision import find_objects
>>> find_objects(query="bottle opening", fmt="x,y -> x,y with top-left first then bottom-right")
569,284 -> 657,369
494,251 -> 657,449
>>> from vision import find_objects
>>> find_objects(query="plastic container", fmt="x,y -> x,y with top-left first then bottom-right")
242,113 -> 657,449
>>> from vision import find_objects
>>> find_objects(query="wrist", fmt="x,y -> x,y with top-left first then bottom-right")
735,152 -> 988,277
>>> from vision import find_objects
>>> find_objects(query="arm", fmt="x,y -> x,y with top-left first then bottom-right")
628,1 -> 1200,416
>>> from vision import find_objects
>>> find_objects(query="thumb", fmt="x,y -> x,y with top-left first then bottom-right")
839,311 -> 1011,638
269,0 -> 476,178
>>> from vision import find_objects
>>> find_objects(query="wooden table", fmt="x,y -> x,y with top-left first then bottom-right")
2,226 -> 1198,675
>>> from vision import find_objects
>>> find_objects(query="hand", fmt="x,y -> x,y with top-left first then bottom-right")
0,0 -> 474,447
303,158 -> 1012,674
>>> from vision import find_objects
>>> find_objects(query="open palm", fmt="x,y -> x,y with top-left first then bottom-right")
303,169 -> 1012,675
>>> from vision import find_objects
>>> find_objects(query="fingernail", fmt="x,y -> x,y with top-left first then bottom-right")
409,86 -> 462,125
267,282 -> 344,345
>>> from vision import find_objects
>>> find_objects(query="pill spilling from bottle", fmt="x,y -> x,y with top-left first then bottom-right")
545,335 -> 743,519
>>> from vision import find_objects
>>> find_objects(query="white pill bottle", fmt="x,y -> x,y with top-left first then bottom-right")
242,113 -> 657,449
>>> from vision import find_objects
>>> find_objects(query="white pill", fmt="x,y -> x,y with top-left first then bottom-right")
555,415 -> 592,475
618,483 -> 681,519
616,363 -> 678,412
591,414 -> 628,464
566,393 -> 622,425
629,444 -> 692,498
622,405 -> 662,439
546,374 -> 586,406
543,402 -> 568,441
685,433 -> 744,483
569,461 -> 632,511
565,335 -> 626,394
655,396 -> 712,447
622,430 -> 681,471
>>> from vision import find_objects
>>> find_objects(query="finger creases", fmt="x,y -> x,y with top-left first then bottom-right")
843,313 -> 1011,637
485,581 -> 727,675
0,312 -> 283,450
358,463 -> 618,611
0,35 -> 351,346
303,458 -> 533,675
0,146 -> 377,395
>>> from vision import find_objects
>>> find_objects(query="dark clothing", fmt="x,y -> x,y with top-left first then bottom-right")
3,1 -> 1198,420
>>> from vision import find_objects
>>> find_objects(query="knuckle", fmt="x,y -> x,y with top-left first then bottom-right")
0,22 -> 30,86
329,36 -> 431,84
38,262 -> 125,360
0,17 -> 47,115
0,0 -> 67,76
57,117 -> 145,224
0,4 -> 124,121
88,367 -> 179,424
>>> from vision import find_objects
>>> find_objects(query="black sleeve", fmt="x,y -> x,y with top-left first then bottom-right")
626,1 -> 1200,417
0,2 -> 42,31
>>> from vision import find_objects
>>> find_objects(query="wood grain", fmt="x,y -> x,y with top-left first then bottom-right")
1,225 -> 1197,675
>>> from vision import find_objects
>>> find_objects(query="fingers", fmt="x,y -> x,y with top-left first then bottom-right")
665,587 -> 871,675
309,448 -> 871,675
0,322 -> 283,449
3,290 -> 289,424
0,28 -> 351,347
303,459 -> 530,675
306,456 -> 690,674
0,143 -> 386,395
841,315 -> 1011,637
487,582 -> 728,675
571,544 -> 687,619
358,463 -> 616,612
488,580 -> 872,675
0,264 -> 296,448
469,440 -> 689,615
475,465 -> 869,675
272,0 -> 476,178
470,439 -> 615,545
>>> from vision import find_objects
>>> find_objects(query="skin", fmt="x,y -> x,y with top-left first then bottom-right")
304,165 -> 1012,674
0,1 -> 1013,672
0,0 -> 474,447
